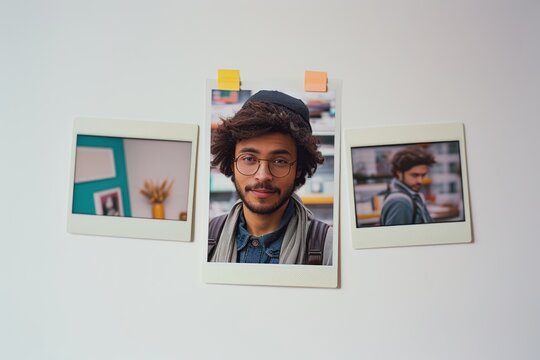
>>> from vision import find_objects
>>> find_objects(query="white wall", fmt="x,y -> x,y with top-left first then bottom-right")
1,1 -> 539,359
124,138 -> 192,220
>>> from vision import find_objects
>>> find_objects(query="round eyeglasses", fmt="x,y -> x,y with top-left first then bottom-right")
234,155 -> 297,178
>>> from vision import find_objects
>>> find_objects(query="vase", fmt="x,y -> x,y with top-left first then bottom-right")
152,203 -> 165,219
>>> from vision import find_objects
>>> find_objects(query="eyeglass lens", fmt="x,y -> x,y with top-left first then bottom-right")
236,156 -> 293,178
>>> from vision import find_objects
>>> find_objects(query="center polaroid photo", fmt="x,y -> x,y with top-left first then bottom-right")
202,79 -> 340,288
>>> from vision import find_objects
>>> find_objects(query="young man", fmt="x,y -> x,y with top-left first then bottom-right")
208,90 -> 332,265
380,146 -> 436,226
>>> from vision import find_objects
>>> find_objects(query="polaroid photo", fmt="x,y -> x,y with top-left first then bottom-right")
202,79 -> 340,288
345,123 -> 472,249
67,118 -> 198,241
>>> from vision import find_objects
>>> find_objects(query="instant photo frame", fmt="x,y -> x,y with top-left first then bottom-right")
202,79 -> 341,288
345,123 -> 472,249
67,118 -> 198,242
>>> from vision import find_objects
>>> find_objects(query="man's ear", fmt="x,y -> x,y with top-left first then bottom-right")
396,171 -> 403,181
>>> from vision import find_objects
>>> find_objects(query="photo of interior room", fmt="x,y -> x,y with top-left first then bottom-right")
73,135 -> 192,221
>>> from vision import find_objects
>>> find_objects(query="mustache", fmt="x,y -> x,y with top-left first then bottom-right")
245,182 -> 280,193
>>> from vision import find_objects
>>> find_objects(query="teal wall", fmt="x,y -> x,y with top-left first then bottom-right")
72,135 -> 132,216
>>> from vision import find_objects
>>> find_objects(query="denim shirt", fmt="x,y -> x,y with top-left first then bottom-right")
236,201 -> 295,264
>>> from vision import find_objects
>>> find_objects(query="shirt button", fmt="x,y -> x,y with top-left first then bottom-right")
251,239 -> 260,247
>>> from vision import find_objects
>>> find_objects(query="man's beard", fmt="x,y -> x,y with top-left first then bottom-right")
234,180 -> 295,215
409,184 -> 421,192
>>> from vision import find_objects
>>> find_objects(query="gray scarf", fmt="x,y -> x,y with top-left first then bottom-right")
210,193 -> 312,264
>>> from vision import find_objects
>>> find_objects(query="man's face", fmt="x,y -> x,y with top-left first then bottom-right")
233,132 -> 298,215
397,164 -> 430,192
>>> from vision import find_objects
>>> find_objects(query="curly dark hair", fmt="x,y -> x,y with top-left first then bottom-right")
211,101 -> 324,188
391,146 -> 436,177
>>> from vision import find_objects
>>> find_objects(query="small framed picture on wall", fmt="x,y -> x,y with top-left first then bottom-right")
93,187 -> 124,216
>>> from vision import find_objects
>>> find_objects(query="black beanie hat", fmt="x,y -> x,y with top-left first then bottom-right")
242,90 -> 312,132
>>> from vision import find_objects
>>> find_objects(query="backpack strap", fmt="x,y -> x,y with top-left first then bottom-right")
411,197 -> 417,223
304,219 -> 330,265
207,214 -> 228,261
384,191 -> 418,224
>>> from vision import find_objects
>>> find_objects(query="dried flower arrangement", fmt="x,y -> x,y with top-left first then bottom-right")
140,179 -> 174,219
140,179 -> 174,204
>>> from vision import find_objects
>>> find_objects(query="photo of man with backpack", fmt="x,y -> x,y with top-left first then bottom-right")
207,90 -> 333,265
379,146 -> 436,226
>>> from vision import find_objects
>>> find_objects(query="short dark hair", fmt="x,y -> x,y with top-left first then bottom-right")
211,100 -> 324,188
391,146 -> 436,177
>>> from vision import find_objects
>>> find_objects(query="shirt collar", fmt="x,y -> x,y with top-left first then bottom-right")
236,200 -> 295,250
391,178 -> 418,197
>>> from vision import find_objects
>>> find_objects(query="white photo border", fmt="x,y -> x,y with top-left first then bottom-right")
202,79 -> 341,288
345,123 -> 472,249
67,117 -> 199,242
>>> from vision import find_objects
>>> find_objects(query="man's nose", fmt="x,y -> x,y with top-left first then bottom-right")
254,160 -> 273,181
